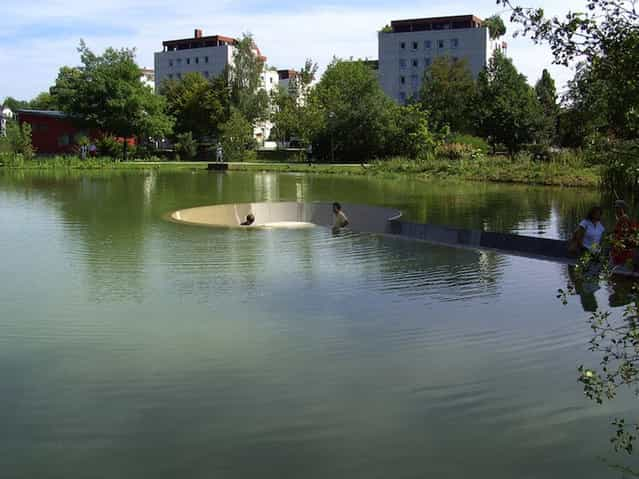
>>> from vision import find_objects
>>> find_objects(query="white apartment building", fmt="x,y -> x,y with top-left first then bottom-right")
154,29 -> 295,143
139,68 -> 155,91
378,15 -> 497,103
154,30 -> 238,90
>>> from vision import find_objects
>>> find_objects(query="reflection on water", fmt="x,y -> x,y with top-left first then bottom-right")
0,169 -> 635,478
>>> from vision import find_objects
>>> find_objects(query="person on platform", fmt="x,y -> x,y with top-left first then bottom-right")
569,206 -> 605,256
332,202 -> 349,232
240,214 -> 255,226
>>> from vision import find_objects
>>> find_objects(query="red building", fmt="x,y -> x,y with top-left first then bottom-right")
17,109 -> 135,156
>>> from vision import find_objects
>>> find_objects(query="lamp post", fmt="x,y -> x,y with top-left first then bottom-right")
328,111 -> 336,163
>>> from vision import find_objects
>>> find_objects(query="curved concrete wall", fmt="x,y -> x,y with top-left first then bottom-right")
170,202 -> 403,234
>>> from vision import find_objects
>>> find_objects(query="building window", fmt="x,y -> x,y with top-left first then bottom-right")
168,74 -> 173,79
452,56 -> 459,62
451,38 -> 459,48
204,71 -> 209,78
399,91 -> 407,102
400,42 -> 406,49
186,58 -> 190,65
195,57 -> 199,64
399,59 -> 407,69
57,134 -> 70,147
412,41 -> 418,50
412,59 -> 418,68
400,76 -> 406,85
411,74 -> 419,89
169,60 -> 173,67
205,56 -> 209,63
424,40 -> 432,49
176,58 -> 182,64
177,73 -> 182,79
424,57 -> 431,67
438,40 -> 445,49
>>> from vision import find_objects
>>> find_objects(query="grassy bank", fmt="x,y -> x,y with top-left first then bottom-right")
0,153 -> 600,187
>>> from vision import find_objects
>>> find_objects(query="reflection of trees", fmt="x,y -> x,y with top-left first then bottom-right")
561,260 -> 639,470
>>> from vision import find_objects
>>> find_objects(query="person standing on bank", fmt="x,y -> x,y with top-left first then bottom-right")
570,206 -> 605,256
332,202 -> 349,232
216,143 -> 224,163
306,143 -> 313,165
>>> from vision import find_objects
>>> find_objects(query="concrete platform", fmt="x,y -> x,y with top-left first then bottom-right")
207,163 -> 229,171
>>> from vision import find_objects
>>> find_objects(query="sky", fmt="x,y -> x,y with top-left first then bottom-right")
0,0 -> 584,101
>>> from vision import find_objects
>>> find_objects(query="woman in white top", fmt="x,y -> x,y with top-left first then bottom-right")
574,206 -> 605,254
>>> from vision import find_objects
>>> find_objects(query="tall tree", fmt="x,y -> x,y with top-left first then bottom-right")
475,51 -> 543,155
229,34 -> 269,124
534,69 -> 559,144
271,59 -> 319,145
161,72 -> 229,141
419,57 -> 476,133
52,41 -> 173,159
498,0 -> 639,139
311,59 -> 397,161
484,14 -> 507,40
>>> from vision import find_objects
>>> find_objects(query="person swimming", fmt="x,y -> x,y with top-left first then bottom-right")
240,214 -> 255,226
332,202 -> 349,230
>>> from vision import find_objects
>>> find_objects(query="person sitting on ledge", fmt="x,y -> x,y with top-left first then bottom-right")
569,206 -> 605,257
611,200 -> 637,266
332,202 -> 349,231
240,214 -> 255,226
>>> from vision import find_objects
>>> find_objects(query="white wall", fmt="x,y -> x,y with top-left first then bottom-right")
378,27 -> 493,103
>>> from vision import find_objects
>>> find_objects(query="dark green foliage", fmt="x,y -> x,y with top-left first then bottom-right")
161,73 -> 229,142
475,51 -> 544,155
419,57 -> 476,133
219,109 -> 255,162
0,120 -> 35,160
96,136 -> 122,158
174,132 -> 198,161
535,69 -> 559,145
51,41 -> 173,158
484,15 -> 507,40
311,59 -> 398,161
229,34 -> 270,124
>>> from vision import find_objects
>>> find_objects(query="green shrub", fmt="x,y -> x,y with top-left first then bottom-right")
1,121 -> 35,160
96,136 -> 121,159
175,132 -> 198,161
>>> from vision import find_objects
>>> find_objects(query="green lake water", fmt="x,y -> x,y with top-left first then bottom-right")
0,169 -> 636,478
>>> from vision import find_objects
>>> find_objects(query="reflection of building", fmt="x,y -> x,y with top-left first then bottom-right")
378,15 -> 497,103
1,105 -> 13,136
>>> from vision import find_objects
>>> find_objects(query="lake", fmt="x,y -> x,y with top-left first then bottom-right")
0,169 -> 635,478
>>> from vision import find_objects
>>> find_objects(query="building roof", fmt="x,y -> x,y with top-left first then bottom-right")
17,109 -> 69,119
277,69 -> 299,80
390,14 -> 483,33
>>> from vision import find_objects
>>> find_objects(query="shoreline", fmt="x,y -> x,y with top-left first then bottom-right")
0,158 -> 599,188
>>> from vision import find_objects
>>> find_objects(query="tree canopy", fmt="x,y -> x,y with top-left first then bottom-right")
51,41 -> 173,152
229,34 -> 270,124
419,57 -> 476,133
475,51 -> 543,154
161,72 -> 229,141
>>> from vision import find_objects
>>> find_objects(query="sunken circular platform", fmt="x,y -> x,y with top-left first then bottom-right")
169,202 -> 402,233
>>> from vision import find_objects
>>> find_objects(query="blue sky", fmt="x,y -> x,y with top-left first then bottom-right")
1,0 -> 583,101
